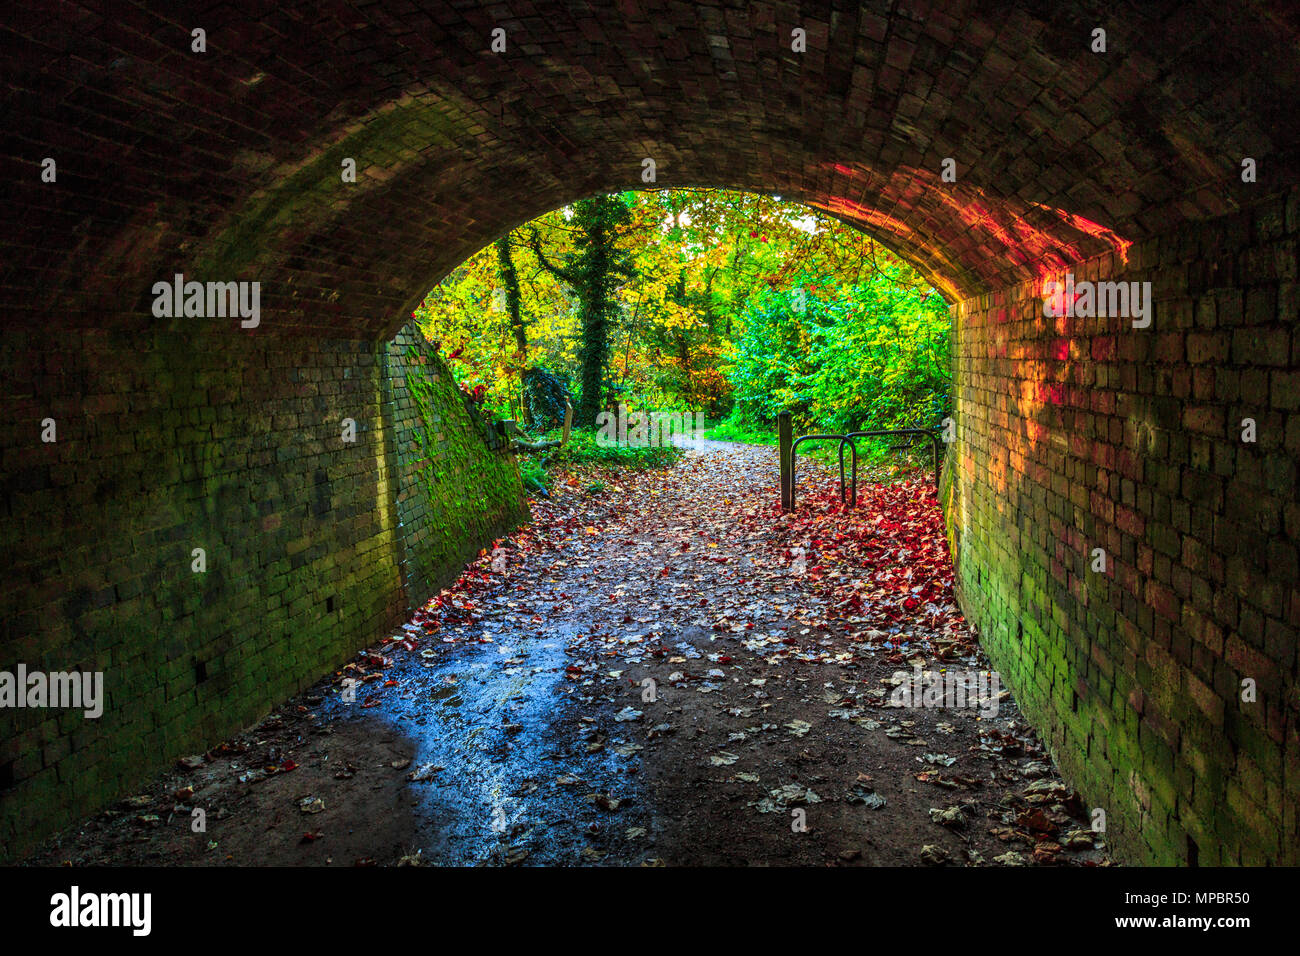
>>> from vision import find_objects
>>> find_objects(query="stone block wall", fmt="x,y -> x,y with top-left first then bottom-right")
942,188 -> 1299,865
385,323 -> 529,608
0,326 -> 525,860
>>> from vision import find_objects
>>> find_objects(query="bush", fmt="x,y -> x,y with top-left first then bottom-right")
723,265 -> 950,435
518,456 -> 550,493
550,428 -> 680,470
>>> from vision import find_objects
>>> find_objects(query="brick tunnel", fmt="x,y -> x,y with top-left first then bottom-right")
1,1 -> 1297,866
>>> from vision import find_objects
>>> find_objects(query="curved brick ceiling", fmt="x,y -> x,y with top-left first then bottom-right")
3,0 -> 1298,337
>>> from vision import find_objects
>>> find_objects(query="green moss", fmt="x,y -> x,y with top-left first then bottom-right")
193,100 -> 469,278
396,334 -> 528,600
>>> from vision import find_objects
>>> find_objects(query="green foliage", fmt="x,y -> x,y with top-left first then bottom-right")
527,196 -> 635,427
416,187 -> 952,449
518,456 -> 550,493
549,428 -> 680,470
704,418 -> 777,445
522,366 -> 571,430
723,263 -> 950,434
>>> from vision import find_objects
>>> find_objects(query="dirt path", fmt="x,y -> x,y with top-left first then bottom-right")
26,441 -> 1108,867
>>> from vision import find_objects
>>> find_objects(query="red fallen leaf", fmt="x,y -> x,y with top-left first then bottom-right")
383,680 -> 398,687
717,656 -> 732,663
1016,808 -> 1056,835
301,831 -> 322,843
280,759 -> 298,772
660,567 -> 670,576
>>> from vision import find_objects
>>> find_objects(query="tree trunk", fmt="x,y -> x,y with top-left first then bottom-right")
495,236 -> 527,415
525,197 -> 633,429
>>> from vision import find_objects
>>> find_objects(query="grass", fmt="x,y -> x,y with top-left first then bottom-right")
549,428 -> 680,469
705,418 -> 777,445
516,418 -> 936,496
515,426 -> 682,493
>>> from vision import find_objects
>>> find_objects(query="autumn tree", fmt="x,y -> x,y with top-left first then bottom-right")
416,187 -> 948,436
495,236 -> 526,357
527,195 -> 635,427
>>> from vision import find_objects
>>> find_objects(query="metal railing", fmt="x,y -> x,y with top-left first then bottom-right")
841,428 -> 942,487
779,412 -> 943,512
791,434 -> 859,509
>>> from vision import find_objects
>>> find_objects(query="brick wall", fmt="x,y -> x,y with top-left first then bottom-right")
0,327 -> 525,860
942,188 -> 1299,865
385,323 -> 529,607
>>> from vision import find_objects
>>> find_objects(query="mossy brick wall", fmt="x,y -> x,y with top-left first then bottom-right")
941,189 -> 1300,866
385,323 -> 530,606
0,328 -> 525,860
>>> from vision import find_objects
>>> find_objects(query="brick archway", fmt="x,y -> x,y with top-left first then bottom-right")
2,1 -> 1297,865
6,1 -> 1297,331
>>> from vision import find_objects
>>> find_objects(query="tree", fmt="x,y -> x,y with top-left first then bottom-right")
527,196 -> 635,427
416,187 -> 948,434
495,235 -> 527,359
495,235 -> 528,413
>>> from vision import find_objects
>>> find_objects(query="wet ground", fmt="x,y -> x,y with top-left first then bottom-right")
25,440 -> 1109,867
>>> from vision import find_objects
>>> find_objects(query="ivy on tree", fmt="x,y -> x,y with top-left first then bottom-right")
526,195 -> 635,428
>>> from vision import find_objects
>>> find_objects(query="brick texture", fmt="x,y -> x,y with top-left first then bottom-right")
2,2 -> 1298,335
0,329 -> 525,860
1,0 -> 1298,866
385,323 -> 529,606
942,189 -> 1300,866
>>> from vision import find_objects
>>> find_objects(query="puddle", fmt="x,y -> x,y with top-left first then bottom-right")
317,622 -> 649,866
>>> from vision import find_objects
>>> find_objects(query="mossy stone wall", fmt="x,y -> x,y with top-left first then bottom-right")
0,327 -> 526,860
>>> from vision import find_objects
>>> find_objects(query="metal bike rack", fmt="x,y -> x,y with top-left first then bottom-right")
791,434 -> 859,510
788,427 -> 943,512
840,428 -> 943,491
779,411 -> 946,513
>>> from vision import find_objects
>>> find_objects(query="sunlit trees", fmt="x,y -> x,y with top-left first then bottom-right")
526,195 -> 635,427
413,188 -> 951,438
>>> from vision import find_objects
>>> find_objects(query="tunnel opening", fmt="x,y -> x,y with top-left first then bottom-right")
2,0 -> 1297,871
